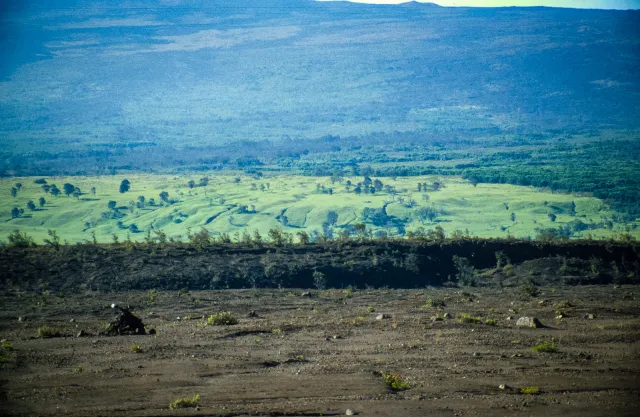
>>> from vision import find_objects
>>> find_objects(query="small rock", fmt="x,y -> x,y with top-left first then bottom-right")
301,291 -> 313,297
70,318 -> 75,323
538,300 -> 547,305
247,311 -> 259,318
499,384 -> 507,390
516,316 -> 543,328
148,328 -> 156,335
346,409 -> 355,416
506,316 -> 513,321
443,312 -> 451,319
76,330 -> 88,338
18,316 -> 26,322
584,313 -> 596,319
376,313 -> 391,320
472,352 -> 479,357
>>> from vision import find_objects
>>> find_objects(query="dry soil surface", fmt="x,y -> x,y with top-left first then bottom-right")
1,286 -> 639,416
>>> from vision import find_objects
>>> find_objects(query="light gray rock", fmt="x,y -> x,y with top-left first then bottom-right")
516,316 -> 543,328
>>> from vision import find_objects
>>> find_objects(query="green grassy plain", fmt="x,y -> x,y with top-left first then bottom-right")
1,175 -> 636,244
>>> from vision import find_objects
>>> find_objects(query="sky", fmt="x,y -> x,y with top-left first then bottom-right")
320,0 -> 640,9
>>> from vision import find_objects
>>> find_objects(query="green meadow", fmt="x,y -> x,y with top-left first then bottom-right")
2,174 -> 636,244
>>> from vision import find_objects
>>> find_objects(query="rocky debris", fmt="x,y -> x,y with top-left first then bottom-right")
376,313 -> 392,320
516,316 -> 543,328
106,304 -> 146,336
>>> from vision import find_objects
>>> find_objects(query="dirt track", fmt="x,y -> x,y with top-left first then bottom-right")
1,285 -> 639,416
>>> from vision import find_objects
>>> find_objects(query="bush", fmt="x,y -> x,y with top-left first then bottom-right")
423,297 -> 446,308
8,230 -> 36,248
37,325 -> 60,338
531,339 -> 559,353
453,255 -> 476,286
457,313 -> 482,324
169,394 -> 200,410
381,372 -> 410,391
520,386 -> 540,395
206,312 -> 238,326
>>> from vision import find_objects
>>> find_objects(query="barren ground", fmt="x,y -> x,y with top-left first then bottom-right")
1,285 -> 639,416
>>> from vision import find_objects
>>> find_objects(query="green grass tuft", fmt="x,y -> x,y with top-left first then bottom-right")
457,313 -> 483,324
520,386 -> 540,395
206,312 -> 238,326
37,325 -> 60,338
381,372 -> 411,391
169,394 -> 200,410
531,339 -> 559,353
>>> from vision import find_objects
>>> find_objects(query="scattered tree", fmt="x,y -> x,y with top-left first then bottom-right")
27,200 -> 36,211
43,229 -> 61,250
38,197 -> 46,208
119,179 -> 131,194
63,183 -> 75,196
107,200 -> 117,210
10,207 -> 20,218
10,187 -> 17,198
313,271 -> 327,290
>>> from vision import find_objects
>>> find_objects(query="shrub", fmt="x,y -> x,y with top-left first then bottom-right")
522,281 -> 540,298
313,271 -> 327,290
129,344 -> 142,353
520,386 -> 540,395
8,230 -> 36,247
37,325 -> 60,338
169,394 -> 200,410
484,319 -> 497,326
423,297 -> 446,308
206,312 -> 238,326
381,372 -> 410,391
531,339 -> 559,353
457,313 -> 482,324
453,255 -> 476,286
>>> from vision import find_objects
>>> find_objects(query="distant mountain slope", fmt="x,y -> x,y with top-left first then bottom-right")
0,1 -> 638,165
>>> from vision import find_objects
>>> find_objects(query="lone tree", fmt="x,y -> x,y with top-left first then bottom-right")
39,197 -> 46,208
327,211 -> 338,226
10,187 -> 17,198
50,185 -> 60,197
107,200 -> 117,210
11,207 -> 20,218
119,179 -> 131,194
72,187 -> 82,199
159,191 -> 170,203
27,200 -> 36,211
63,183 -> 75,196
187,180 -> 196,189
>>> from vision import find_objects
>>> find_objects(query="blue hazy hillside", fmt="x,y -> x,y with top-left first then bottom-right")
0,0 -> 639,168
